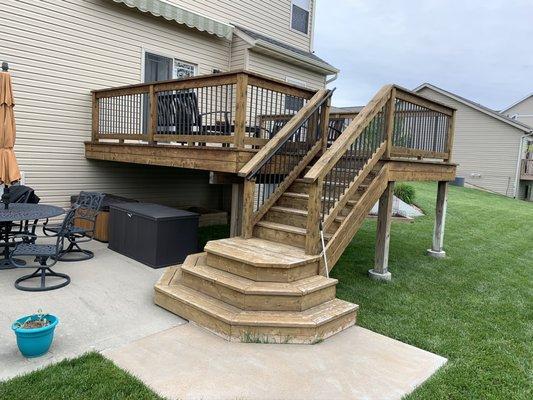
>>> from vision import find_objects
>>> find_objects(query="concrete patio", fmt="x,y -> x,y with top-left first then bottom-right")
1,240 -> 446,399
0,241 -> 185,381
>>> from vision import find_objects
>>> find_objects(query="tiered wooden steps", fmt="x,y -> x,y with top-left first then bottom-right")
155,237 -> 358,344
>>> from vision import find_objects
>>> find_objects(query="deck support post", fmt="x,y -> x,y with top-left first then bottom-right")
427,181 -> 448,258
230,181 -> 244,237
528,183 -> 533,201
369,181 -> 394,282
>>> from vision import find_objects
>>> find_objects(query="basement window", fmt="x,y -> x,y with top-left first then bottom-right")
291,0 -> 310,34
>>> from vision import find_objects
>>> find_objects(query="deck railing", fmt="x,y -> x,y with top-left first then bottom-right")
521,159 -> 533,177
91,70 -> 316,150
302,85 -> 456,254
238,89 -> 333,237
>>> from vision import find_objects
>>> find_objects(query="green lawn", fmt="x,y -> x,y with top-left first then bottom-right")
1,183 -> 531,399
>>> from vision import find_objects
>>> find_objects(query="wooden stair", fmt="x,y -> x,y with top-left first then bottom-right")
155,239 -> 358,344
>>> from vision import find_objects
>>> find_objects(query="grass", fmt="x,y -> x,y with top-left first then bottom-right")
332,182 -> 533,399
0,353 -> 163,399
1,183 -> 531,399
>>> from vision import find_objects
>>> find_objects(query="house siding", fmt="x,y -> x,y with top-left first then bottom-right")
247,51 -> 326,90
1,0 -> 231,208
168,0 -> 313,51
503,96 -> 533,128
418,87 -> 523,197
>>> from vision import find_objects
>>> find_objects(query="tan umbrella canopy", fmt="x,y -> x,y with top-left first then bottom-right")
0,62 -> 21,187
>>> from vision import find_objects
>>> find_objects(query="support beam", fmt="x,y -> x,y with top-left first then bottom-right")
427,181 -> 448,258
369,181 -> 394,282
230,182 -> 244,237
528,183 -> 533,202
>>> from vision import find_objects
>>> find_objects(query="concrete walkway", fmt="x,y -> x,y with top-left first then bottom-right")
104,323 -> 447,400
0,241 -> 185,381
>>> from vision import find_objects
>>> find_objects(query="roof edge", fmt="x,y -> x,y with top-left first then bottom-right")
501,93 -> 533,113
415,83 -> 533,133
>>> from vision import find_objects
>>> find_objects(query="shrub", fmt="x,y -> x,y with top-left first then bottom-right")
394,183 -> 416,204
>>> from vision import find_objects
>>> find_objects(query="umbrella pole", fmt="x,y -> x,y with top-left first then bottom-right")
2,185 -> 8,210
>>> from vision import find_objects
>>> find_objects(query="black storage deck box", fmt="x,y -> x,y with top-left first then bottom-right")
108,203 -> 199,268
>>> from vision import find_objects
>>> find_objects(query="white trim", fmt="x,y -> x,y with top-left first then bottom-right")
309,0 -> 317,52
414,83 -> 533,133
501,93 -> 533,113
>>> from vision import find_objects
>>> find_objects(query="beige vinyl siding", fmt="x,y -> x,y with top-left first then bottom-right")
230,36 -> 249,70
504,96 -> 533,128
248,51 -> 325,90
418,88 -> 523,197
2,0 -> 231,209
168,0 -> 313,51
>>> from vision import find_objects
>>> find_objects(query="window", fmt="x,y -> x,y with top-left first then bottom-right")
144,52 -> 196,83
291,0 -> 310,34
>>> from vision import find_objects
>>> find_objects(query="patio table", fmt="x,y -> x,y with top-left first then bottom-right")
0,203 -> 64,270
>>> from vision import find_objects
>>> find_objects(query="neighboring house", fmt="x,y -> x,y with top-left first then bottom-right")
501,93 -> 533,128
1,0 -> 337,208
415,83 -> 533,200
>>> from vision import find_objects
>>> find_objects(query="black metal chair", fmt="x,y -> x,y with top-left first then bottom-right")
43,191 -> 105,262
157,91 -> 231,146
10,208 -> 76,291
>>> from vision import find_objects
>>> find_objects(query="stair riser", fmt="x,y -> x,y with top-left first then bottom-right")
276,195 -> 309,210
288,181 -> 310,194
155,287 -> 358,344
181,270 -> 336,312
264,209 -> 307,229
253,225 -> 306,248
206,253 -> 318,283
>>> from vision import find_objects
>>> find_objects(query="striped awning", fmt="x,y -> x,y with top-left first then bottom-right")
111,0 -> 233,40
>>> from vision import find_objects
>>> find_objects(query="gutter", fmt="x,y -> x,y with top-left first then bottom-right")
253,40 -> 339,74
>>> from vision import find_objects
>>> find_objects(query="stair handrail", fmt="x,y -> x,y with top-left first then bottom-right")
238,89 -> 334,238
303,85 -> 393,184
302,85 -> 394,254
238,89 -> 332,178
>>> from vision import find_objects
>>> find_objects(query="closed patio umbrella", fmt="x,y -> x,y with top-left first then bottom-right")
0,62 -> 21,209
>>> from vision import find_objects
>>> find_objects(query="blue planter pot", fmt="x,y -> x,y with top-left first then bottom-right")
12,314 -> 59,358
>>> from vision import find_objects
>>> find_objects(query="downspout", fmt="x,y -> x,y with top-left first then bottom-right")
513,132 -> 533,198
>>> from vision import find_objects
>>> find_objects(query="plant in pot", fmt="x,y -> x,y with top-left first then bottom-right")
12,310 -> 59,358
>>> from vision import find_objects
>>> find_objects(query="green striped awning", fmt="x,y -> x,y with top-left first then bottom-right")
111,0 -> 233,40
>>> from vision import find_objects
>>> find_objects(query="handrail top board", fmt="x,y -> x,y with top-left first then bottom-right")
237,89 -> 329,178
92,69 -> 316,98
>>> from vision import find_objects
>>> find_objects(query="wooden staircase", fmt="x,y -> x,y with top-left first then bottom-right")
155,84 -> 456,343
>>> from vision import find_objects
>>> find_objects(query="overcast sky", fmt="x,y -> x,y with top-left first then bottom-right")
314,0 -> 533,110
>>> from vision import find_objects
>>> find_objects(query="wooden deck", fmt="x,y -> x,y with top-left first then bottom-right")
85,141 -> 256,173
86,72 -> 460,344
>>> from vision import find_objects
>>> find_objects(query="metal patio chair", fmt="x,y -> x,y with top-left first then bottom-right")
10,208 -> 76,291
43,191 -> 105,262
157,91 -> 231,146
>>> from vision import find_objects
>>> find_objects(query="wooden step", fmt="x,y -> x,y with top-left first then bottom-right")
264,206 -> 308,229
276,192 -> 309,210
181,254 -> 337,311
253,221 -> 306,248
154,278 -> 358,344
205,237 -> 319,282
288,179 -> 309,194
